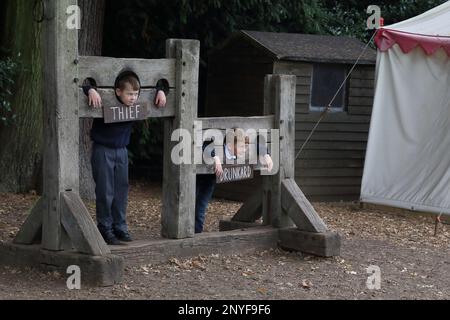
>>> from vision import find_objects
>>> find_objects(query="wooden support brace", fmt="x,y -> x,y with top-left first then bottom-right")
279,228 -> 341,257
13,197 -> 45,245
219,185 -> 263,231
219,220 -> 262,232
61,191 -> 110,256
231,187 -> 263,223
281,178 -> 328,233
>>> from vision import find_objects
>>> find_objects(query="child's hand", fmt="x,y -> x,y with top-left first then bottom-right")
214,156 -> 223,178
88,88 -> 102,108
262,154 -> 274,172
155,90 -> 167,108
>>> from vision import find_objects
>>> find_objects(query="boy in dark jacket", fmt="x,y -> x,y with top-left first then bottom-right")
84,72 -> 167,244
196,129 -> 273,233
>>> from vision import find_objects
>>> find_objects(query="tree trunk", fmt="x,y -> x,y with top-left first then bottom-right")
0,0 -> 43,193
78,0 -> 105,200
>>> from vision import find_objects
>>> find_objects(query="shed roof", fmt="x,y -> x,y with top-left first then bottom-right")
233,30 -> 377,64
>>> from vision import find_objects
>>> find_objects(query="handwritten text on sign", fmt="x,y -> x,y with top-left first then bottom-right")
216,165 -> 254,184
103,104 -> 148,124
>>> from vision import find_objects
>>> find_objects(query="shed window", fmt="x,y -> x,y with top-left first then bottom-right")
310,64 -> 348,112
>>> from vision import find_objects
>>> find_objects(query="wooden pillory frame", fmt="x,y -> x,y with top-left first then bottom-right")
0,0 -> 340,286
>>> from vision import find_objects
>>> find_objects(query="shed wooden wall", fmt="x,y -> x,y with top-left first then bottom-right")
205,42 -> 375,202
274,61 -> 374,201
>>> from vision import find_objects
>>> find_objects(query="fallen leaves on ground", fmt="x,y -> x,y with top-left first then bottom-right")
1,181 -> 449,251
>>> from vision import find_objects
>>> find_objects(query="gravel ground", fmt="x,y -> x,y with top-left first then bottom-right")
0,181 -> 449,300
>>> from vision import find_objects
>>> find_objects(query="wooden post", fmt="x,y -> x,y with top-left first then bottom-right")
40,0 -> 80,251
262,75 -> 297,228
162,39 -> 200,239
15,0 -> 110,256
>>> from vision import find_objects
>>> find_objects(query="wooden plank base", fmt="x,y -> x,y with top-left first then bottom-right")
111,227 -> 278,266
0,243 -> 123,287
278,228 -> 341,257
1,227 -> 342,287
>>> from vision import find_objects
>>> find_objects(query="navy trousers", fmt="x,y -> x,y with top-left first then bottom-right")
91,143 -> 129,237
195,174 -> 216,233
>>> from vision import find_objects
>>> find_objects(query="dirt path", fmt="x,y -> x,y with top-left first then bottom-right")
0,182 -> 449,300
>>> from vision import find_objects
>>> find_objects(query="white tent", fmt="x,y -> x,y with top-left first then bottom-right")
361,2 -> 450,215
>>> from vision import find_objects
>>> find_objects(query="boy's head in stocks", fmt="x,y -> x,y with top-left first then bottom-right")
225,128 -> 248,157
115,74 -> 140,107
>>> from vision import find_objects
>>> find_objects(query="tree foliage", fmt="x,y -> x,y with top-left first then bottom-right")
104,0 -> 332,59
325,0 -> 447,41
104,0 -> 447,59
0,52 -> 20,125
0,0 -> 43,192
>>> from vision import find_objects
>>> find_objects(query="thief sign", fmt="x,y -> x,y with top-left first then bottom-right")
103,104 -> 148,124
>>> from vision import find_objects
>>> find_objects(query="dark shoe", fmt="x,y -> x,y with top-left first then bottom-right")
101,232 -> 122,246
114,230 -> 133,242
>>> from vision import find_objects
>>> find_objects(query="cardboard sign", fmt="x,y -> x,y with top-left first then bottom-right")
103,104 -> 148,124
216,165 -> 254,184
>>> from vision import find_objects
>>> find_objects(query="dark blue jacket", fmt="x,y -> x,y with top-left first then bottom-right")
89,119 -> 134,149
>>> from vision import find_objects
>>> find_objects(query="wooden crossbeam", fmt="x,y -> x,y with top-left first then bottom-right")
78,56 -> 176,87
198,116 -> 275,131
281,178 -> 328,233
78,88 -> 176,119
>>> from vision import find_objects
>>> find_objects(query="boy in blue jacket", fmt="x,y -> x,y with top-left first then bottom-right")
84,72 -> 168,245
196,129 -> 273,233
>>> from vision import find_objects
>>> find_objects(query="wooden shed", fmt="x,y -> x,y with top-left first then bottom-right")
205,30 -> 377,202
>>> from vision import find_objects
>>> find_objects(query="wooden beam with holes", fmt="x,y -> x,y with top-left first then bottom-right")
77,56 -> 176,87
78,88 -> 177,119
